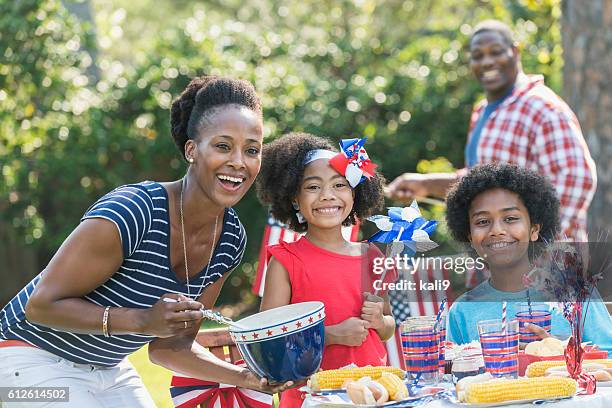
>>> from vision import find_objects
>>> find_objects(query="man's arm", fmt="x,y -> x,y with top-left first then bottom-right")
534,109 -> 597,240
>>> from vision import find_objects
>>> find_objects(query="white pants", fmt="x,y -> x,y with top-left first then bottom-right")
0,347 -> 156,408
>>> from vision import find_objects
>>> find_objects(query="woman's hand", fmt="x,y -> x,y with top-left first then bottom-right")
141,294 -> 203,338
242,369 -> 298,394
326,317 -> 369,347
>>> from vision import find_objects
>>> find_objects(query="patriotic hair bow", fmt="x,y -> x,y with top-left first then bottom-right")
367,200 -> 438,255
328,138 -> 377,187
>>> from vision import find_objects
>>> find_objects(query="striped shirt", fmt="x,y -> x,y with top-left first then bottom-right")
0,181 -> 246,367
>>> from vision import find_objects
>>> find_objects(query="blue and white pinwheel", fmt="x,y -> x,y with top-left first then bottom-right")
367,200 -> 438,255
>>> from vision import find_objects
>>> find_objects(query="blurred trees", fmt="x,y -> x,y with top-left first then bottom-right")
561,0 -> 611,237
1,0 -> 565,307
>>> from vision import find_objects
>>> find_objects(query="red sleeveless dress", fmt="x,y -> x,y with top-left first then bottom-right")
266,238 -> 396,408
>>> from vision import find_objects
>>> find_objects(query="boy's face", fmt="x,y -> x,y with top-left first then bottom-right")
468,188 -> 540,269
294,159 -> 354,230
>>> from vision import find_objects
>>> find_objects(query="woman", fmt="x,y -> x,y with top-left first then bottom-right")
0,76 -> 291,407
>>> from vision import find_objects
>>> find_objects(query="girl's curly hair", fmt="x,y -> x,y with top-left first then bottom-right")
446,163 -> 560,249
257,132 -> 385,233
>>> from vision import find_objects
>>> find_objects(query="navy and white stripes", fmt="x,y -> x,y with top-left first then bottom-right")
0,181 -> 246,367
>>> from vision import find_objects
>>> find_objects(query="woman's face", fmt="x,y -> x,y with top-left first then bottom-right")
295,159 -> 354,230
469,30 -> 519,100
185,105 -> 263,208
468,188 -> 540,270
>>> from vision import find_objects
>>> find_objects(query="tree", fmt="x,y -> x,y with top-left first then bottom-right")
1,0 -> 565,306
561,0 -> 611,236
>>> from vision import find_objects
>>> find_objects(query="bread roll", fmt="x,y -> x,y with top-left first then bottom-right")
346,381 -> 376,405
591,370 -> 612,382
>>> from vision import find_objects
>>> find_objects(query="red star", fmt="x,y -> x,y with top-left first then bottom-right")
308,317 -> 314,323
266,330 -> 273,336
296,321 -> 302,328
241,335 -> 246,341
318,313 -> 322,319
253,333 -> 259,339
281,326 -> 288,332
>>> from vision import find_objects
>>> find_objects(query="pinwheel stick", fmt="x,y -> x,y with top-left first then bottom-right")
374,227 -> 404,297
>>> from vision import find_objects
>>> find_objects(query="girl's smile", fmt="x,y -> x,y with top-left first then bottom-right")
295,159 -> 354,230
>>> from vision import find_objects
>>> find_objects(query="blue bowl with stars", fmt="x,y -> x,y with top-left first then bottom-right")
229,301 -> 325,383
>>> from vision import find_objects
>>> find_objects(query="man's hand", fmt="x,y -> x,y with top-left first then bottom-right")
385,173 -> 430,202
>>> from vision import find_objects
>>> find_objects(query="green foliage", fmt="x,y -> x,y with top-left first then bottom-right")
1,0 -> 562,305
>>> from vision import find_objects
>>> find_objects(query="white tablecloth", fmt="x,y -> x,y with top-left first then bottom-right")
302,385 -> 612,408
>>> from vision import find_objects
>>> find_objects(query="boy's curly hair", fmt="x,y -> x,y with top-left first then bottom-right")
257,132 -> 385,233
446,163 -> 560,249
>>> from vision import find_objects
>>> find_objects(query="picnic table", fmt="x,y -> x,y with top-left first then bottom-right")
302,383 -> 612,407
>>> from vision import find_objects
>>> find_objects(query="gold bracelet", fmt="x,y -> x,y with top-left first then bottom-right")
102,306 -> 111,337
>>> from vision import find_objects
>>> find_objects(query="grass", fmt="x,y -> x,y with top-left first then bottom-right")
129,345 -> 174,407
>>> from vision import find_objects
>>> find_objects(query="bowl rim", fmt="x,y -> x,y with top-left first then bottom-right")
229,301 -> 324,334
231,318 -> 325,344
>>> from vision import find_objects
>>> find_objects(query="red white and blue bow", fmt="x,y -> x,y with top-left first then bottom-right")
170,362 -> 273,408
329,138 -> 377,187
367,201 -> 438,255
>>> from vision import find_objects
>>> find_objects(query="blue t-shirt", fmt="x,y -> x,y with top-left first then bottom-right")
465,88 -> 513,168
0,181 -> 246,367
447,280 -> 612,356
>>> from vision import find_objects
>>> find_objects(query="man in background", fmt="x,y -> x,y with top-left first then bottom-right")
387,20 -> 596,241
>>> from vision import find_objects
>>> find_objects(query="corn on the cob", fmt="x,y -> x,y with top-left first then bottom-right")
308,366 -> 404,391
464,377 -> 577,404
526,359 -> 612,378
377,372 -> 409,401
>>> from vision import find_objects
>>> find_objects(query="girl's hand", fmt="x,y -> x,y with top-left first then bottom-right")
361,295 -> 385,330
141,294 -> 203,338
327,317 -> 369,346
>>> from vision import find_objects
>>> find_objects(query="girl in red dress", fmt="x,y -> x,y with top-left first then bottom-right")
256,133 -> 397,407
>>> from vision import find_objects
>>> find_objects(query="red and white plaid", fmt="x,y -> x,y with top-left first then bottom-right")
466,74 -> 597,241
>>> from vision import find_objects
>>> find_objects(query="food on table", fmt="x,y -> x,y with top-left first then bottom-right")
308,366 -> 404,392
444,341 -> 483,374
526,359 -> 612,378
345,377 -> 389,405
591,370 -> 612,382
544,363 -> 612,382
524,337 -> 565,357
451,355 -> 486,384
346,380 -> 376,405
456,375 -> 577,404
455,372 -> 494,401
377,372 -> 409,401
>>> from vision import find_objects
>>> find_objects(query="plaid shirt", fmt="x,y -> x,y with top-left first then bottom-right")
466,74 -> 597,241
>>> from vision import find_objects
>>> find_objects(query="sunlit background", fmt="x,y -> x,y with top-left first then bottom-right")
3,0 -> 610,406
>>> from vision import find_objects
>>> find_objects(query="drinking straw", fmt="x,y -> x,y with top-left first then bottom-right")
433,298 -> 447,332
526,288 -> 533,319
501,301 -> 507,334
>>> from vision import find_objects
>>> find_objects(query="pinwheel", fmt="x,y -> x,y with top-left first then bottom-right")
367,200 -> 438,255
365,201 -> 438,298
